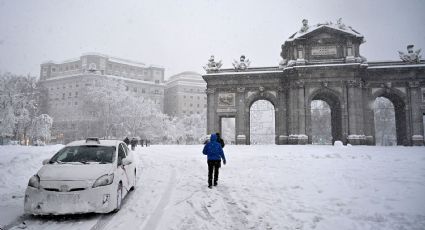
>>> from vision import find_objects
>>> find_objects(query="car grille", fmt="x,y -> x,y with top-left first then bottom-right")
43,187 -> 87,192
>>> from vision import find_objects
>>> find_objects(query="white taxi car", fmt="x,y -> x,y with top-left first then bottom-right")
24,138 -> 137,215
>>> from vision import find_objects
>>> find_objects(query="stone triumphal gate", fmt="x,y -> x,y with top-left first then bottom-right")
203,20 -> 425,145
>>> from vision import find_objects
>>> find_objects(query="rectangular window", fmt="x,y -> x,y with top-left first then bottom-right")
347,47 -> 353,56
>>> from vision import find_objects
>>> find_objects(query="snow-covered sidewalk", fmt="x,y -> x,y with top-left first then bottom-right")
1,145 -> 424,230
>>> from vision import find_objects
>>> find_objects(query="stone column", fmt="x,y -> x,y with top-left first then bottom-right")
408,81 -> 424,145
206,88 -> 217,134
362,84 -> 375,145
346,80 -> 366,145
341,83 -> 349,144
277,87 -> 288,144
235,87 -> 247,145
289,80 -> 307,144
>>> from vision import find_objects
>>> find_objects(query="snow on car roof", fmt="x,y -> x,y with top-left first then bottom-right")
66,139 -> 121,147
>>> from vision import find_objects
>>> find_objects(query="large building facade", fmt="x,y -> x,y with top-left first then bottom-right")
164,71 -> 207,117
203,20 -> 425,146
40,53 -> 165,143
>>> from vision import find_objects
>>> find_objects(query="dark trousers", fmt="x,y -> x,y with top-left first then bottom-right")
207,160 -> 221,186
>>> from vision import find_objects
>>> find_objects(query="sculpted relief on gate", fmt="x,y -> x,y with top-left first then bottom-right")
217,92 -> 236,113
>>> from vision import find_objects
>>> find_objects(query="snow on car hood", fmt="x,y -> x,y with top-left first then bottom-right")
38,164 -> 114,181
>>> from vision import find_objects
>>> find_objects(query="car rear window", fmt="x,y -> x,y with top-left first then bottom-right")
50,145 -> 116,164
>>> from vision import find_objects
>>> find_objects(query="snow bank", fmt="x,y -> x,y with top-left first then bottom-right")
0,145 -> 63,225
1,145 -> 425,230
333,140 -> 344,147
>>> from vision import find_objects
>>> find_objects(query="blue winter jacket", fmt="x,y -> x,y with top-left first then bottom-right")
203,134 -> 226,161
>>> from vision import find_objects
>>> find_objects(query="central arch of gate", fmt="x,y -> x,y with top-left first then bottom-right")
203,20 -> 425,146
306,87 -> 343,144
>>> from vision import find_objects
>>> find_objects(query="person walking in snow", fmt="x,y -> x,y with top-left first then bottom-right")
130,138 -> 137,151
216,132 -> 225,148
202,133 -> 226,188
123,137 -> 130,146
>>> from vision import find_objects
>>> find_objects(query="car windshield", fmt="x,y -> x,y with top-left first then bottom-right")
50,145 -> 116,164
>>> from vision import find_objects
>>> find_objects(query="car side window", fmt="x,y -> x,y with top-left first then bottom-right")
118,144 -> 126,166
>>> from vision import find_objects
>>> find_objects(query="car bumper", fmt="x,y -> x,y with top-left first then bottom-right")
24,185 -> 117,215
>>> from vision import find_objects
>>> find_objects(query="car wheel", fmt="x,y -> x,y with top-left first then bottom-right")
114,183 -> 123,212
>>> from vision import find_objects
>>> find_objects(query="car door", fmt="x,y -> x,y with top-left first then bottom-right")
117,143 -> 130,192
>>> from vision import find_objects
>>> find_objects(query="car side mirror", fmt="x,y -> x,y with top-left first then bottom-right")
42,159 -> 50,165
122,158 -> 132,166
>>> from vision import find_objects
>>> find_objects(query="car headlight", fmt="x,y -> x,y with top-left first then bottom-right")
92,174 -> 114,188
28,175 -> 40,189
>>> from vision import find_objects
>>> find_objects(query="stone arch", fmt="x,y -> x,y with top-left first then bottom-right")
306,87 -> 344,144
372,88 -> 408,145
245,91 -> 279,144
246,91 -> 279,109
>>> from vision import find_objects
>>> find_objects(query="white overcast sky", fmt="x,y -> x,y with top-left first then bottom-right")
0,0 -> 424,79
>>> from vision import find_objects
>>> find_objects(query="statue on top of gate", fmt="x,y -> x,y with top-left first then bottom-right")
398,45 -> 422,63
232,55 -> 251,71
203,55 -> 223,72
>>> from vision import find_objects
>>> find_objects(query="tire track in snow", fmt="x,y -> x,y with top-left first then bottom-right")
2,215 -> 30,230
141,168 -> 177,230
217,186 -> 250,229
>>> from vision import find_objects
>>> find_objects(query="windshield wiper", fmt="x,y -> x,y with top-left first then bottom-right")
49,160 -> 63,164
79,161 -> 90,164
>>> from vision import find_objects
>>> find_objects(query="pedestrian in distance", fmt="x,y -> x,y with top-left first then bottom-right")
123,137 -> 130,146
216,132 -> 225,148
130,138 -> 137,151
202,133 -> 226,189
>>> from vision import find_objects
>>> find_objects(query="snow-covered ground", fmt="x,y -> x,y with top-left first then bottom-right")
1,144 -> 425,230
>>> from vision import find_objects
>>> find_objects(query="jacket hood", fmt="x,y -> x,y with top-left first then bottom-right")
210,134 -> 217,142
